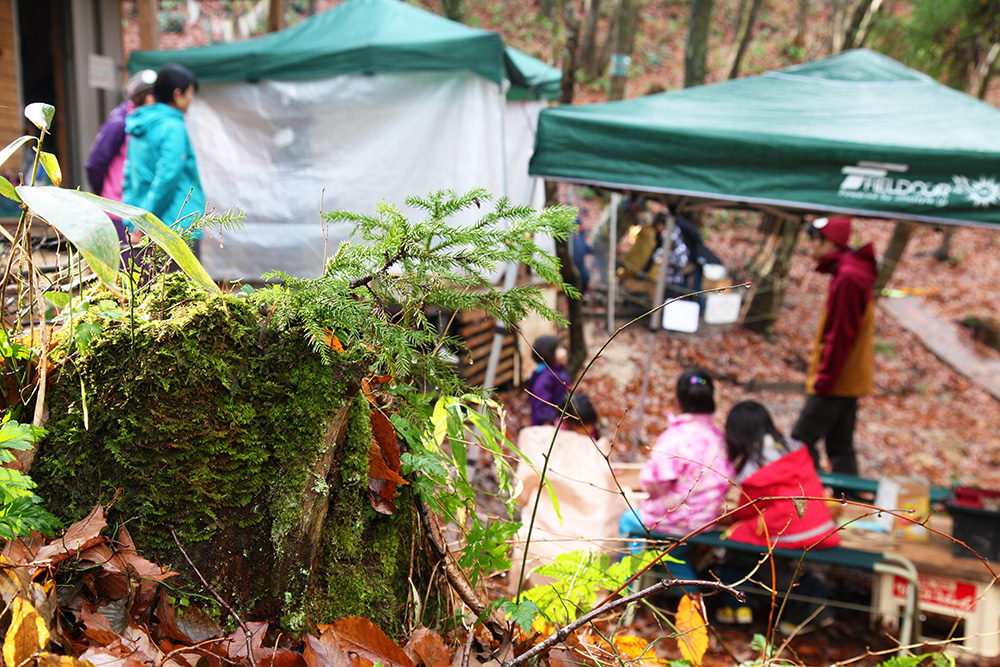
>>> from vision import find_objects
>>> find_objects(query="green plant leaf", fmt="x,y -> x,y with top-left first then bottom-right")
38,152 -> 61,187
67,192 -> 220,294
0,177 -> 20,203
0,420 -> 44,453
0,136 -> 33,169
44,291 -> 70,309
15,186 -> 119,287
24,103 -> 55,131
501,599 -> 538,633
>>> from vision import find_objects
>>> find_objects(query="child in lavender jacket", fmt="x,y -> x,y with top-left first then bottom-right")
527,335 -> 570,426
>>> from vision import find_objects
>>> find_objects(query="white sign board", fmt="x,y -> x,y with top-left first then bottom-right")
703,292 -> 742,324
662,299 -> 700,333
88,54 -> 117,91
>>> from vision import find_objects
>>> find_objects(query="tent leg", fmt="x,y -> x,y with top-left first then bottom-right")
607,193 -> 620,333
631,333 -> 657,447
649,213 -> 676,331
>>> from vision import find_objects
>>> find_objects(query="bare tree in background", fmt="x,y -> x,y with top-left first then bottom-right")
607,0 -> 642,99
685,0 -> 714,87
728,0 -> 764,79
442,0 -> 464,22
578,0 -> 605,78
792,0 -> 809,49
829,0 -> 850,53
841,0 -> 883,50
268,0 -> 283,32
545,0 -> 588,377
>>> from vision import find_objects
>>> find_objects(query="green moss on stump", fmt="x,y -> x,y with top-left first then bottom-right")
35,275 -> 419,633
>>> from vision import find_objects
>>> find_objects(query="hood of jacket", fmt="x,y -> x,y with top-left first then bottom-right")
126,102 -> 183,139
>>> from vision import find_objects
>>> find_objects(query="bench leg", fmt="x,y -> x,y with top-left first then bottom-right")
873,554 -> 920,655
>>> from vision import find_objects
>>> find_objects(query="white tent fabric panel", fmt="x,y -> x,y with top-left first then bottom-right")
188,71 -> 508,282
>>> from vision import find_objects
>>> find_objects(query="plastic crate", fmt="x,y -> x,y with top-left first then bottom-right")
946,486 -> 1000,560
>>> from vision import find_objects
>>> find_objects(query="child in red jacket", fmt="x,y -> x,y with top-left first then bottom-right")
717,401 -> 839,633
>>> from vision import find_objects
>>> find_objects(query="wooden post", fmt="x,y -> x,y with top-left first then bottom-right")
876,220 -> 915,294
136,0 -> 159,51
743,214 -> 803,334
268,0 -> 283,32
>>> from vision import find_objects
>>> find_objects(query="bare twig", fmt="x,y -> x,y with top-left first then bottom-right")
415,495 -> 506,641
156,637 -> 226,667
170,528 -> 258,667
502,578 -> 742,667
460,625 -> 475,667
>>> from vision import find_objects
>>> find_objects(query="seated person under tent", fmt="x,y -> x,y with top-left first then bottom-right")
618,213 -> 721,303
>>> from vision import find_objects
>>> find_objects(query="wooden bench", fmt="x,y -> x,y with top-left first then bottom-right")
819,471 -> 950,505
623,527 -> 920,651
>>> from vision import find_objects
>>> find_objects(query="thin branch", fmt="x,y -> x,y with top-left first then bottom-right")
349,247 -> 407,290
459,625 -> 475,667
170,528 -> 258,667
502,578 -> 741,667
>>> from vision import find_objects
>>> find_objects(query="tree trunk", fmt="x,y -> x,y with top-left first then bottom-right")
548,2 -> 587,377
728,0 -> 764,79
268,0 -> 283,32
829,0 -> 850,53
545,181 -> 587,377
842,0 -> 882,50
558,0 -> 583,104
136,0 -> 159,50
578,0 -> 604,78
792,0 -> 809,48
539,0 -> 556,20
875,220 -> 914,293
932,227 -> 956,263
684,0 -> 714,88
608,0 -> 642,99
32,283 -> 433,637
442,0 -> 465,22
976,43 -> 999,104
743,215 -> 803,334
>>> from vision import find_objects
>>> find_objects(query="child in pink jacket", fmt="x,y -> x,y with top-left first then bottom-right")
638,368 -> 734,535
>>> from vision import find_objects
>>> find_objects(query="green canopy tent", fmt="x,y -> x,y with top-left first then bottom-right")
529,49 -> 1000,228
531,49 -> 1000,441
126,0 -> 560,282
129,0 -> 560,98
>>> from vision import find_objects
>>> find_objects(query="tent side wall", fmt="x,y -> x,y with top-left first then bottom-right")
192,72 -> 509,281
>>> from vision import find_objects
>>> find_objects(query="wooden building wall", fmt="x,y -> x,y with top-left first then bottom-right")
0,0 -> 22,161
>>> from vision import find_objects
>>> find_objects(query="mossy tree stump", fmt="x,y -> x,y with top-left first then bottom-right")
33,276 -> 426,635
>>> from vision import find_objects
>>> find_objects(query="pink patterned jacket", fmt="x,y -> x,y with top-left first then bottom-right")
639,413 -> 735,534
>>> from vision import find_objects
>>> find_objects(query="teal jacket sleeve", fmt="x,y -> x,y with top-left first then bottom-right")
141,119 -> 188,224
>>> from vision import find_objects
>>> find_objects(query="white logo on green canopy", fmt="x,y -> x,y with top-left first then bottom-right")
837,162 -> 1000,209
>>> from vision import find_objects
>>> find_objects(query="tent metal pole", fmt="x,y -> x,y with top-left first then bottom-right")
649,212 -> 676,331
632,332 -> 657,448
607,193 -> 620,332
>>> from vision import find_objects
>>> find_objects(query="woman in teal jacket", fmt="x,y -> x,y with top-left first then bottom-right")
123,64 -> 205,249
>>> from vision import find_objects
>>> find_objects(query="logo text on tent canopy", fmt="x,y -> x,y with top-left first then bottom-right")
838,162 -> 1000,209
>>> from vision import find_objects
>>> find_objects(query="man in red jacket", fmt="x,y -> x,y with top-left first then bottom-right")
792,216 -> 878,476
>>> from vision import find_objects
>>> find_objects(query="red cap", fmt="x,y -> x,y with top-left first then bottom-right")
811,217 -> 852,248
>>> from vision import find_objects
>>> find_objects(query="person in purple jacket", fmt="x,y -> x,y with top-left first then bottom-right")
85,69 -> 157,242
527,335 -> 570,426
